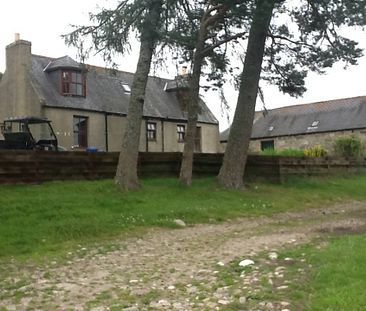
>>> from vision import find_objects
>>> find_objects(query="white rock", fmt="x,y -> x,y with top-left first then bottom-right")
150,299 -> 171,309
174,219 -> 186,227
168,285 -> 175,290
268,252 -> 278,260
239,259 -> 255,267
218,299 -> 230,305
277,285 -> 289,290
275,266 -> 286,272
217,261 -> 225,266
154,299 -> 171,307
239,296 -> 247,304
129,279 -> 139,284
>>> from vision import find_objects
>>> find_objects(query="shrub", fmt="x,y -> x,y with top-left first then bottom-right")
334,135 -> 362,157
304,145 -> 327,157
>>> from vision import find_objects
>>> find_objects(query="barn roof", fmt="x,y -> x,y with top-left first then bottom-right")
220,96 -> 366,141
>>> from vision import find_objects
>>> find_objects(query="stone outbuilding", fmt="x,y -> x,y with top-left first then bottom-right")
0,37 -> 220,152
221,96 -> 366,154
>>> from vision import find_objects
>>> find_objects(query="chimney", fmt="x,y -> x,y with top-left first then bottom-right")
3,36 -> 33,116
5,35 -> 32,76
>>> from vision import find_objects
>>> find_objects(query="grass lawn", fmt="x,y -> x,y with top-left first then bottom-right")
285,234 -> 366,311
1,175 -> 366,259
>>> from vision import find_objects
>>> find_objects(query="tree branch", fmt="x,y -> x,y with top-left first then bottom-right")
201,31 -> 247,56
267,33 -> 314,49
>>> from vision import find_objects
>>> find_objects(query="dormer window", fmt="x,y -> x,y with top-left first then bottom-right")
61,70 -> 86,97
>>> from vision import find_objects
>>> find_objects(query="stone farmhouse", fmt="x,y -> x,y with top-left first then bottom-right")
221,96 -> 366,155
0,37 -> 220,152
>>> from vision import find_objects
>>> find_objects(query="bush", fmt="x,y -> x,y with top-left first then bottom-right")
334,135 -> 362,157
261,148 -> 305,157
304,145 -> 327,157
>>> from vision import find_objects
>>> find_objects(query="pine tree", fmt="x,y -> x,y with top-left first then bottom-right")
218,0 -> 366,189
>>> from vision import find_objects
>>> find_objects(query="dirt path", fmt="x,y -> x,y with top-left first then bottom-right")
1,201 -> 366,311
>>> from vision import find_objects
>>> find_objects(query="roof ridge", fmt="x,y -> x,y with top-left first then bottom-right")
259,95 -> 366,114
32,53 -> 174,82
86,63 -> 173,82
31,54 -> 56,61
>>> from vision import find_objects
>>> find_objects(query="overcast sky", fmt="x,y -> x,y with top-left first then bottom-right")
1,0 -> 366,129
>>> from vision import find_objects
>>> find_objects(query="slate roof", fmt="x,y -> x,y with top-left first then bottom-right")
220,127 -> 230,142
30,55 -> 218,124
44,56 -> 82,72
220,96 -> 366,141
164,75 -> 189,92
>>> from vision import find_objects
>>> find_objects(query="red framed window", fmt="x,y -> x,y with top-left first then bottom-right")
61,71 -> 86,97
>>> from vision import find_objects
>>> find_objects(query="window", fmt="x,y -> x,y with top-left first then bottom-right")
307,120 -> 319,131
261,140 -> 274,151
61,70 -> 86,97
73,116 -> 88,148
121,83 -> 131,94
146,122 -> 157,141
177,125 -> 185,142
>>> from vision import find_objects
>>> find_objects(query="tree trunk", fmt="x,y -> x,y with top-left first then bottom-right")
179,27 -> 206,186
115,0 -> 162,191
217,0 -> 275,189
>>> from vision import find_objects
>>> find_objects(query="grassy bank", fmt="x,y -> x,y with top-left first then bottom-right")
1,175 -> 366,259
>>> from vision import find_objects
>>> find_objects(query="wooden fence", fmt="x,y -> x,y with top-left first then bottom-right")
0,150 -> 365,184
278,156 -> 366,181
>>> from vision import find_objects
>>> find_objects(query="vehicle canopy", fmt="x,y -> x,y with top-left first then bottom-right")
1,116 -> 58,150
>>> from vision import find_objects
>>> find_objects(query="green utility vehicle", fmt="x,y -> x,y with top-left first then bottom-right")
0,116 -> 58,150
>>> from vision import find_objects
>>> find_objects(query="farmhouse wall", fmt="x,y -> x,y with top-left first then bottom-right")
44,107 -> 107,151
45,107 -> 220,153
249,129 -> 366,155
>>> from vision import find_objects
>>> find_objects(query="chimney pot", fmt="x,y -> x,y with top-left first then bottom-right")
181,66 -> 188,75
15,33 -> 20,41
